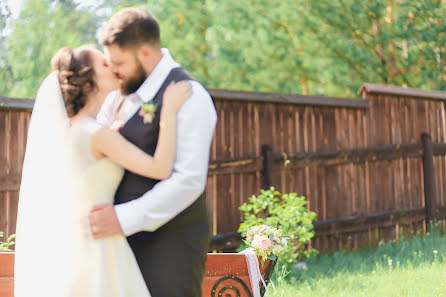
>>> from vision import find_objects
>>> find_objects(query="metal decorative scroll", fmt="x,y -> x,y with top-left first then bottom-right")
211,275 -> 253,297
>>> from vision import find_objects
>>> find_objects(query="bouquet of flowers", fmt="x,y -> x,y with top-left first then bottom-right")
244,224 -> 288,264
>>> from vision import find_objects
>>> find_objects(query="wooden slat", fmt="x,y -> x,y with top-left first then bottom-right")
0,192 -> 7,236
0,277 -> 13,297
314,208 -> 426,236
271,143 -> 423,168
0,113 -> 7,174
211,89 -> 370,109
0,252 -> 14,276
0,97 -> 34,110
359,83 -> 446,100
433,143 -> 446,155
216,174 -> 232,233
422,134 -> 437,221
204,253 -> 271,276
208,157 -> 262,175
6,192 -> 18,244
210,232 -> 242,251
430,206 -> 446,220
0,175 -> 20,192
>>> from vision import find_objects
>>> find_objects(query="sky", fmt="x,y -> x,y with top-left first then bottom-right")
5,0 -> 111,39
7,0 -> 103,18
8,0 -> 23,18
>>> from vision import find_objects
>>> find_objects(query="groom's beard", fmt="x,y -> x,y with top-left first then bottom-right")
120,61 -> 147,95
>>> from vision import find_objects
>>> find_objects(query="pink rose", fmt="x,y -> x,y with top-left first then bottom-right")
252,234 -> 274,251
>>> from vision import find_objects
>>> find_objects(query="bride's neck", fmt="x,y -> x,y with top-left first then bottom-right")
69,92 -> 105,124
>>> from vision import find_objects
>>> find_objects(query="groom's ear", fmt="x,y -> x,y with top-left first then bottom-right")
136,45 -> 151,62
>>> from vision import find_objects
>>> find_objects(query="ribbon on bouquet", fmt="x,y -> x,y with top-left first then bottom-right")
240,248 -> 268,297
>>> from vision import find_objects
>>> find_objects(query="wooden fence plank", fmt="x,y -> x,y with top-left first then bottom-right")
0,175 -> 20,192
422,134 -> 437,221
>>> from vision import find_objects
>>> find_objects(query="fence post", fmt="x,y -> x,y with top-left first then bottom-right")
262,145 -> 273,189
421,133 -> 437,223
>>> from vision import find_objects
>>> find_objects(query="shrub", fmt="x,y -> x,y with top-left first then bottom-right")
0,231 -> 15,251
238,187 -> 318,263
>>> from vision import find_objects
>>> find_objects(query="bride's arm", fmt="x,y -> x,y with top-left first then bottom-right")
90,81 -> 192,180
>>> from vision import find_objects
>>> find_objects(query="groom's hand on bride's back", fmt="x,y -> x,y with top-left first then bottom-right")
88,203 -> 123,240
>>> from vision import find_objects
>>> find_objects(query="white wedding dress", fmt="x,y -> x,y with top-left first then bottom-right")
14,72 -> 151,297
67,118 -> 151,297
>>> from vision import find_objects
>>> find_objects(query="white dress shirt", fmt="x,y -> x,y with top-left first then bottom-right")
97,48 -> 217,236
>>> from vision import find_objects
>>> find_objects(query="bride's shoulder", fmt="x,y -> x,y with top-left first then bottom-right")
70,118 -> 105,158
71,117 -> 104,138
83,117 -> 103,131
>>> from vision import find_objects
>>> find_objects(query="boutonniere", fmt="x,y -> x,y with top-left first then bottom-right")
139,102 -> 158,124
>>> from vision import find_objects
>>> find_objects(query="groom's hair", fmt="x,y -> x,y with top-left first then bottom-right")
100,8 -> 160,49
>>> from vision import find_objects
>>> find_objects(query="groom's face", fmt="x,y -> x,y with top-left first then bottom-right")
104,44 -> 147,95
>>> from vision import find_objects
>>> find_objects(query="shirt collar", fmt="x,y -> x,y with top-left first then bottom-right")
136,48 -> 180,103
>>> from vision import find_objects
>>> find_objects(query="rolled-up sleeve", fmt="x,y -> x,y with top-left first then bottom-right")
115,81 -> 217,235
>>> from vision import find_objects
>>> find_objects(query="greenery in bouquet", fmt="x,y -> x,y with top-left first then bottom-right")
0,231 -> 15,251
243,224 -> 288,265
239,187 -> 318,264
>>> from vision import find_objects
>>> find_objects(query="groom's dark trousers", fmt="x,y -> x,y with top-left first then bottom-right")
115,68 -> 211,297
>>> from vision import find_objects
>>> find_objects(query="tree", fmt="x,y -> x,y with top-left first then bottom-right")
4,0 -> 100,98
2,0 -> 445,98
204,0 -> 337,95
147,0 -> 211,86
302,0 -> 446,93
0,0 -> 13,96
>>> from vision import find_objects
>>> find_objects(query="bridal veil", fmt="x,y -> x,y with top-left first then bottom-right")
15,71 -> 82,296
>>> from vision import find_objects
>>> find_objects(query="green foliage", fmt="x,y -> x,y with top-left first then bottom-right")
148,0 -> 210,86
0,0 -> 13,96
2,0 -> 445,98
265,225 -> 446,296
266,264 -> 290,297
3,0 -> 101,98
0,231 -> 15,251
238,187 -> 317,263
106,0 -> 446,95
302,0 -> 446,93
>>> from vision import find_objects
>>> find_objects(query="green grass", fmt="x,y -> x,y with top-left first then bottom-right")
266,226 -> 446,297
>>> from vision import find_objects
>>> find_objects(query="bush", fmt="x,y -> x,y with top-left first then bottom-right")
0,231 -> 15,251
238,187 -> 318,263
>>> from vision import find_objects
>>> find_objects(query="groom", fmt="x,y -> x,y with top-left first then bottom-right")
89,8 -> 217,297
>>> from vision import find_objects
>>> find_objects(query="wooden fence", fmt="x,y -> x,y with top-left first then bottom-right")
0,98 -> 31,247
1,84 -> 446,252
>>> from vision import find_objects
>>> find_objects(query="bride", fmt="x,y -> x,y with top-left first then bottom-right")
14,45 -> 191,297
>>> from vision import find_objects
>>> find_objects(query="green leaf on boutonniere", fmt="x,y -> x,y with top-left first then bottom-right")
139,102 -> 158,124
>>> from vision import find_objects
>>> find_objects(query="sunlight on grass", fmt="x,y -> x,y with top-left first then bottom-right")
266,225 -> 446,297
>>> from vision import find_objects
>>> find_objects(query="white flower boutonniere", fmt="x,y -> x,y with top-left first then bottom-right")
139,102 -> 158,124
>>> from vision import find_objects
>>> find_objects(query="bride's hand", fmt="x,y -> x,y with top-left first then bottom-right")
162,81 -> 192,113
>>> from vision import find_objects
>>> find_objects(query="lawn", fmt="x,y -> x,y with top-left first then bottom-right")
266,226 -> 446,297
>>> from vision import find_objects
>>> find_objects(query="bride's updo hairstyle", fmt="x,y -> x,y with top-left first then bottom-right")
51,46 -> 96,117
